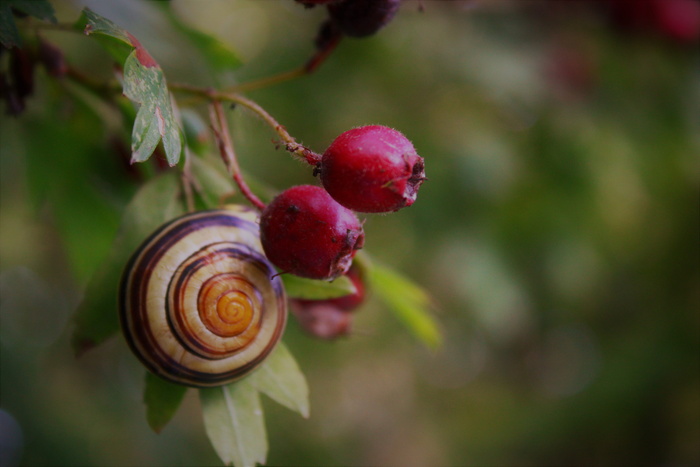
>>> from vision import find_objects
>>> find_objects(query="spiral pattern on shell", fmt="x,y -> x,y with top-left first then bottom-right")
119,206 -> 287,388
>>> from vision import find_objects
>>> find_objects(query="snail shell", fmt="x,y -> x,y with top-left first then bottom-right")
119,205 -> 287,388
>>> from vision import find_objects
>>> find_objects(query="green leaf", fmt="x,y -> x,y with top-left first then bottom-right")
144,372 -> 188,433
80,8 -> 183,165
167,9 -> 242,72
282,274 -> 357,300
189,155 -> 234,207
248,343 -> 309,418
71,173 -> 183,356
200,380 -> 267,467
80,8 -> 133,45
76,8 -> 134,63
181,109 -> 212,155
368,261 -> 442,350
122,51 -> 182,165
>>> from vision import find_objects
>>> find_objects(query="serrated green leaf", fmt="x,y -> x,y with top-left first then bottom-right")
122,50 -> 182,165
77,8 -> 133,63
200,380 -> 267,467
81,8 -> 133,45
130,95 -> 163,164
248,343 -> 309,418
144,372 -> 188,433
71,173 -> 183,356
368,261 -> 442,349
80,8 -> 183,165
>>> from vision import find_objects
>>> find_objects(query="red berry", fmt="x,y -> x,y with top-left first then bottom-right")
653,0 -> 700,43
260,185 -> 365,280
327,0 -> 401,37
291,302 -> 353,339
319,125 -> 426,213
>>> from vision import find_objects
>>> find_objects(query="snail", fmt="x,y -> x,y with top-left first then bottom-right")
119,205 -> 287,388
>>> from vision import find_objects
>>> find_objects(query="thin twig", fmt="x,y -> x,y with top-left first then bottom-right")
172,84 -> 322,166
223,25 -> 342,94
181,149 -> 196,212
65,66 -> 121,100
209,101 -> 266,211
31,21 -> 81,33
226,67 -> 308,94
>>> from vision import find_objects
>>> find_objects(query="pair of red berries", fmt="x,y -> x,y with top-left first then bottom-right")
260,125 -> 425,281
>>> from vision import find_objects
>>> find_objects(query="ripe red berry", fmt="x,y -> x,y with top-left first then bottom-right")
327,0 -> 401,37
260,185 -> 365,280
319,125 -> 426,213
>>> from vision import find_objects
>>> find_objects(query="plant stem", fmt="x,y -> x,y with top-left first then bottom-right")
209,101 -> 266,211
223,26 -> 342,94
171,83 -> 322,166
181,149 -> 196,212
224,93 -> 322,166
31,21 -> 80,33
226,67 -> 307,94
65,66 -> 121,100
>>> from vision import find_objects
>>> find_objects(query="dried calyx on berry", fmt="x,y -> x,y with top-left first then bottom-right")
319,125 -> 426,213
327,0 -> 401,37
260,185 -> 365,280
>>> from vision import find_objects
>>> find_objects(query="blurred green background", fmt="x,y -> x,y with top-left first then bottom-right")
1,0 -> 699,465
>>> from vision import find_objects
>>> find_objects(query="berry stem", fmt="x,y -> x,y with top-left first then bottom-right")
171,83 -> 322,165
222,27 -> 342,94
226,93 -> 322,166
209,100 -> 267,211
223,67 -> 307,94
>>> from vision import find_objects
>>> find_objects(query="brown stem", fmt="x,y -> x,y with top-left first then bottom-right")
171,84 -> 322,166
65,66 -> 121,100
227,67 -> 307,95
31,21 -> 81,33
223,27 -> 342,94
181,149 -> 196,212
209,101 -> 266,211
223,93 -> 322,166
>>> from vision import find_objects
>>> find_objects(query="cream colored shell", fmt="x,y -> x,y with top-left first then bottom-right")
119,206 -> 287,387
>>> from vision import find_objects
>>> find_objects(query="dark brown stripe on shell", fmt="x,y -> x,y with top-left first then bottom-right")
118,208 -> 286,388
